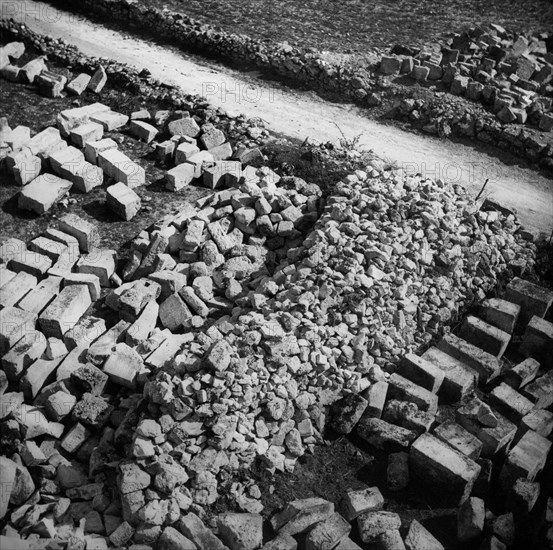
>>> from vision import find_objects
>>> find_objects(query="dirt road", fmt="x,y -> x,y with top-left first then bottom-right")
8,1 -> 553,234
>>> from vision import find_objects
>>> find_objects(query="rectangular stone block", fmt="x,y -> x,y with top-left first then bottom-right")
60,159 -> 104,193
489,383 -> 534,423
0,265 -> 16,289
480,298 -> 520,333
58,213 -> 100,253
434,421 -> 483,460
145,333 -> 192,370
1,330 -> 47,381
20,355 -> 66,399
63,273 -> 101,302
399,353 -> 445,393
106,182 -> 141,220
129,120 -> 158,143
90,110 -> 129,131
519,316 -> 553,365
520,409 -> 553,439
98,148 -> 145,188
76,249 -> 116,287
70,122 -> 104,148
5,125 -> 31,151
458,316 -> 511,359
84,138 -> 118,164
49,146 -> 84,175
0,306 -> 38,355
66,73 -> 92,95
203,160 -> 242,189
421,347 -> 476,403
409,433 -> 481,506
29,236 -> 68,262
500,430 -> 552,484
64,316 -> 106,350
57,103 -> 110,137
39,284 -> 92,339
504,358 -> 540,390
16,276 -> 62,315
166,162 -> 196,191
10,151 -> 41,185
505,277 -> 553,325
9,250 -> 52,279
387,373 -> 438,414
18,174 -> 73,214
522,370 -> 553,409
437,333 -> 501,384
0,271 -> 37,308
23,127 -> 66,159
456,403 -> 516,458
185,151 -> 215,178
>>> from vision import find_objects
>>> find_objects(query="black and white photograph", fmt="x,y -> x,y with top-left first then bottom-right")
0,1 -> 553,548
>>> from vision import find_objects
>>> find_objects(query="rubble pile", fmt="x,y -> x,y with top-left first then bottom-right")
382,26 -> 553,130
0,146 -> 540,548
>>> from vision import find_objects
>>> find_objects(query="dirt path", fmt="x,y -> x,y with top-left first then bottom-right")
10,2 -> 553,235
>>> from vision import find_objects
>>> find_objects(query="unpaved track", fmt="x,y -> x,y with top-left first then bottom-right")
9,1 -> 553,234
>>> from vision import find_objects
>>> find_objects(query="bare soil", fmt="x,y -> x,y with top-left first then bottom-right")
139,0 -> 553,53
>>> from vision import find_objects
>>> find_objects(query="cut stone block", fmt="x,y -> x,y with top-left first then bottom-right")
88,66 -> 107,93
480,298 -> 520,334
166,162 -> 196,191
437,333 -> 501,383
126,299 -> 159,347
340,487 -> 384,522
37,71 -> 67,98
58,213 -> 100,253
421,347 -> 476,402
272,498 -> 334,535
520,409 -> 553,439
500,430 -> 552,484
9,250 -> 52,278
175,141 -> 200,164
457,497 -> 485,542
362,380 -> 388,419
106,182 -> 141,220
305,513 -> 350,550
45,390 -> 77,421
458,316 -> 511,359
186,150 -> 215,178
382,400 -> 434,434
61,159 -> 104,193
29,236 -> 68,262
0,265 -> 16,289
0,237 -> 26,263
409,433 -> 481,506
0,271 -> 37,308
168,117 -> 200,138
509,479 -> 540,515
5,125 -> 31,151
11,151 -> 41,185
504,277 -> 553,325
357,511 -> 401,544
23,127 -> 66,160
1,330 -> 47,381
129,120 -> 158,143
66,73 -> 91,95
489,383 -> 534,423
203,160 -> 242,189
49,146 -> 84,175
63,273 -> 101,302
18,174 -> 73,214
357,417 -> 417,452
387,373 -> 438,414
522,370 -> 553,409
90,111 -> 129,131
0,306 -> 37,355
103,342 -> 143,388
16,275 -> 62,315
84,138 -> 118,165
55,345 -> 88,381
98,148 -> 145,188
433,421 -> 483,460
70,122 -> 104,148
404,520 -> 444,550
39,284 -> 92,338
57,103 -> 110,137
20,355 -> 66,399
519,315 -> 553,364
87,320 -> 129,366
208,141 -> 233,161
504,358 -> 540,390
399,353 -> 445,393
64,316 -> 106,350
43,228 -> 80,256
76,249 -> 116,287
456,400 -> 516,457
